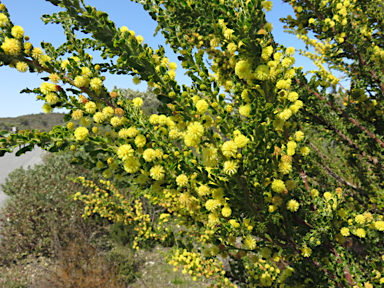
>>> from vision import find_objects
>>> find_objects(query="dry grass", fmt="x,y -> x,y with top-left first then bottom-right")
32,240 -> 122,288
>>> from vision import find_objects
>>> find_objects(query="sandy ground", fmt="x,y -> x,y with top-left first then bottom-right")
0,146 -> 46,211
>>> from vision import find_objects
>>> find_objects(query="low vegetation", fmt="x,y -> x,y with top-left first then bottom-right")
0,152 -> 207,287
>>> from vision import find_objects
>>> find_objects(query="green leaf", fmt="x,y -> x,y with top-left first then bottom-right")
16,145 -> 34,156
157,94 -> 173,104
63,114 -> 71,122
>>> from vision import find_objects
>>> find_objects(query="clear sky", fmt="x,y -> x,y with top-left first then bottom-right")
0,0 -> 317,118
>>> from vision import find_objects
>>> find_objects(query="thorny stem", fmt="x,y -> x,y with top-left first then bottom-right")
296,78 -> 384,149
308,141 -> 367,195
305,112 -> 381,167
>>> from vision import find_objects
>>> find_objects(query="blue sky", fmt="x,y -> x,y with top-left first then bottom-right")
0,0 -> 317,117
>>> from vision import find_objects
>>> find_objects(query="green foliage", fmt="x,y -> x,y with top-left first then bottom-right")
0,152 -> 109,263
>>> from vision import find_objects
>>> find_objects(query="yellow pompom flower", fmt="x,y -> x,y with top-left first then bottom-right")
15,61 -> 28,73
161,57 -> 169,67
32,47 -> 44,59
196,99 -> 209,114
136,35 -> 144,44
169,62 -> 177,70
221,141 -> 238,158
278,162 -> 292,174
11,25 -> 24,39
294,131 -> 305,142
374,221 -> 384,231
110,116 -> 122,127
261,46 -> 273,60
281,154 -> 292,164
244,235 -> 257,250
84,101 -> 97,114
132,97 -> 144,107
210,38 -> 220,48
67,122 -> 75,130
117,144 -> 134,160
126,127 -> 139,138
187,122 -> 204,139
287,141 -> 297,150
286,47 -> 295,56
150,165 -> 165,180
134,134 -> 146,148
74,76 -> 89,88
169,129 -> 180,139
287,199 -> 300,212
340,227 -> 350,236
123,156 -> 141,174
222,206 -> 232,217
227,42 -> 237,53
90,78 -> 103,91
288,91 -> 299,102
223,160 -> 238,176
229,219 -> 240,228
167,70 -> 176,80
223,28 -> 234,39
254,65 -> 270,81
262,0 -> 273,11
294,100 -> 304,109
102,106 -> 114,118
72,109 -> 83,120
353,228 -> 366,238
323,192 -> 332,201
143,148 -> 157,162
38,54 -> 52,68
120,26 -> 129,33
234,134 -> 249,148
117,128 -> 129,139
311,189 -> 320,197
271,179 -> 285,193
235,60 -> 252,79
158,115 -> 168,125
301,246 -> 312,257
300,146 -> 310,156
239,104 -> 251,117
42,103 -> 53,114
197,184 -> 210,196
24,42 -> 32,51
60,59 -> 70,70
1,38 -> 21,56
0,13 -> 9,26
205,199 -> 220,211
184,134 -> 200,147
93,112 -> 105,123
74,127 -> 89,141
202,146 -> 218,167
287,147 -> 295,156
278,109 -> 292,121
176,174 -> 188,187
355,214 -> 366,225
81,67 -> 92,77
284,68 -> 295,79
45,93 -> 60,105
49,73 -> 60,83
